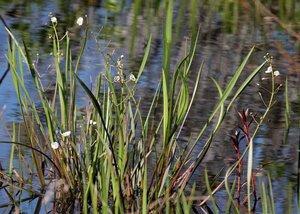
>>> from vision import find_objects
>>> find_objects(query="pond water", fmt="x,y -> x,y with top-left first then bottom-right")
0,0 -> 299,213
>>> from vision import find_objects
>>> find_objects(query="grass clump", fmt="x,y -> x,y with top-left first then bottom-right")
0,4 -> 283,214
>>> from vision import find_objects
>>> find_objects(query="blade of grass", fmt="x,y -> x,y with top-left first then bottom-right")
267,173 -> 275,213
75,73 -> 125,211
136,34 -> 152,82
224,167 -> 239,213
204,169 -> 219,213
162,69 -> 170,147
186,46 -> 257,164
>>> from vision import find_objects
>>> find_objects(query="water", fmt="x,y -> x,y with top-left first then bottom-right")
0,0 -> 299,212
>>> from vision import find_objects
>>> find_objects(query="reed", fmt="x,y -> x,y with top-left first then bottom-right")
0,2 -> 284,213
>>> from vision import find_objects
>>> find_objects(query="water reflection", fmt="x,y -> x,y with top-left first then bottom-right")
0,0 -> 299,212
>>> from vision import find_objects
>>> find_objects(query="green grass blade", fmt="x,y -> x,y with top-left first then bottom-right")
204,169 -> 219,213
227,59 -> 268,111
267,173 -> 275,213
224,168 -> 239,213
225,178 -> 237,214
176,62 -> 203,139
261,181 -> 268,213
75,73 -> 125,210
162,69 -> 170,146
193,46 -> 256,151
163,0 -> 173,84
75,74 -> 112,146
137,34 -> 152,82
284,77 -> 291,143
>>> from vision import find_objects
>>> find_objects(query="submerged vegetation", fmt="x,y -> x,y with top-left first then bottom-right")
0,0 -> 299,213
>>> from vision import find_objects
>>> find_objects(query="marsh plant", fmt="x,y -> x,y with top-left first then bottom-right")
0,4 -> 283,214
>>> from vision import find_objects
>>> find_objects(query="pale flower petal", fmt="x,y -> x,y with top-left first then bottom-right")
274,70 -> 280,76
61,131 -> 71,137
129,74 -> 136,82
51,17 -> 57,23
114,75 -> 120,82
51,142 -> 59,150
76,17 -> 83,26
265,65 -> 272,73
89,120 -> 97,125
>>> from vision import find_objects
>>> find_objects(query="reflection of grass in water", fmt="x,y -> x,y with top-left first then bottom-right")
0,1 -> 290,214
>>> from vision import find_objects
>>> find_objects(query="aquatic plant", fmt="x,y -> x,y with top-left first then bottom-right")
0,1 -> 287,213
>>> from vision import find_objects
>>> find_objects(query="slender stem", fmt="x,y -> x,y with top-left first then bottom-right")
247,69 -> 276,211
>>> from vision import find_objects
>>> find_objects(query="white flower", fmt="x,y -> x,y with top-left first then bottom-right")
89,120 -> 97,125
265,65 -> 280,77
51,17 -> 57,24
129,74 -> 136,82
76,17 -> 83,26
61,131 -> 71,137
114,75 -> 120,82
51,142 -> 59,150
274,70 -> 280,76
265,65 -> 272,73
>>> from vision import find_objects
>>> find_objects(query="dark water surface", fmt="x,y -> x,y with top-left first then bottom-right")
0,0 -> 299,213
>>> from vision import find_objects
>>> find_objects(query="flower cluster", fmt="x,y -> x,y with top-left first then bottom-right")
113,73 -> 136,83
263,53 -> 280,77
51,131 -> 72,150
49,13 -> 84,27
112,55 -> 136,84
89,120 -> 97,126
265,65 -> 280,77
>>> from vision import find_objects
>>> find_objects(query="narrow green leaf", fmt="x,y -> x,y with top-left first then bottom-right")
176,79 -> 189,125
137,34 -> 152,82
162,69 -> 169,145
205,169 -> 219,213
